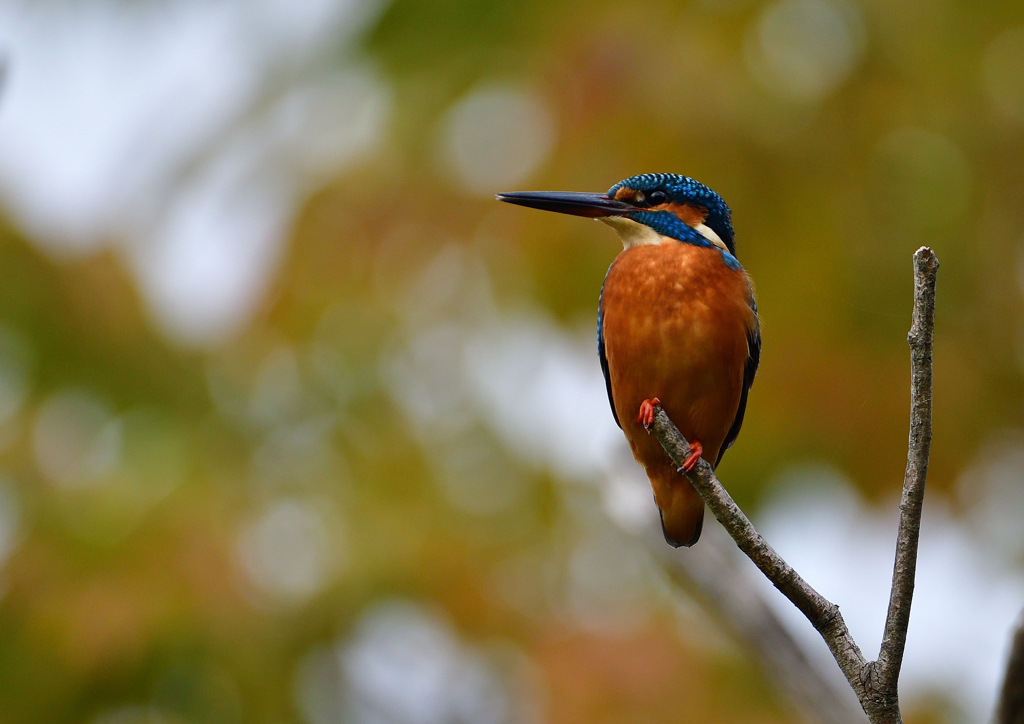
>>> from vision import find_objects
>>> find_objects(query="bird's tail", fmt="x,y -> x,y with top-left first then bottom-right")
647,463 -> 705,547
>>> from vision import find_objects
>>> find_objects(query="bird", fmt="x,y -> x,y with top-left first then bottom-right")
497,173 -> 760,547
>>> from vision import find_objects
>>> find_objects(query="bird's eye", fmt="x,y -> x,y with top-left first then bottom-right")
648,191 -> 669,205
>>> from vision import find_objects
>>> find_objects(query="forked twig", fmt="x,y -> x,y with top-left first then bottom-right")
649,247 -> 938,724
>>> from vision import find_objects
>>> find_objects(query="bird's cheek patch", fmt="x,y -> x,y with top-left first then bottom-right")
663,202 -> 708,228
658,203 -> 726,251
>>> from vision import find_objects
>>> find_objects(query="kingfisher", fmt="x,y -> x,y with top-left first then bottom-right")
498,174 -> 760,547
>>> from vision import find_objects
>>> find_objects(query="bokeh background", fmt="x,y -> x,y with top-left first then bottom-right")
0,0 -> 1023,722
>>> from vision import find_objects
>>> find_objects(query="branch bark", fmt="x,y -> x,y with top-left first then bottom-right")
648,247 -> 939,724
873,247 -> 939,698
648,524 -> 866,724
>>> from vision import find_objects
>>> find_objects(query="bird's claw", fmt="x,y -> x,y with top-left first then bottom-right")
676,440 -> 704,474
636,398 -> 660,431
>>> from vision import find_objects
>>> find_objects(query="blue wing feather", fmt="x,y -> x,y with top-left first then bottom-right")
715,297 -> 760,468
597,269 -> 620,429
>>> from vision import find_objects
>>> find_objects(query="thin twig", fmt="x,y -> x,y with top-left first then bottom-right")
648,524 -> 866,724
649,404 -> 873,705
647,247 -> 939,724
874,247 -> 939,697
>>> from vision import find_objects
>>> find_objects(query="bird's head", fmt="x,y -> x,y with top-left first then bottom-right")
497,173 -> 736,257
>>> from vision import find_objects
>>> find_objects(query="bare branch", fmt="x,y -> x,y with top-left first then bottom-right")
646,247 -> 939,724
649,405 -> 872,705
648,525 -> 867,724
874,247 -> 939,694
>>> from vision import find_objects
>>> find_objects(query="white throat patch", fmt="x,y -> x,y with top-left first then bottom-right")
598,216 -> 729,251
597,217 -> 664,248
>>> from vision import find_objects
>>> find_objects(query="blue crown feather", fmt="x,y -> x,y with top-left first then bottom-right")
608,173 -> 736,258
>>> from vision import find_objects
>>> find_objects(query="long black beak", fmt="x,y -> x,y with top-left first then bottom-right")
496,191 -> 633,218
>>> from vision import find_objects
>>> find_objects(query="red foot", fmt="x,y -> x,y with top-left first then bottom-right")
636,398 -> 661,431
676,440 -> 704,474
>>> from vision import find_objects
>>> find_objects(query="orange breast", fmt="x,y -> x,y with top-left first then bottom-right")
601,242 -> 756,545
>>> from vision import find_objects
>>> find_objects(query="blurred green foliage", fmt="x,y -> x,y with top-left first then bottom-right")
0,0 -> 1023,722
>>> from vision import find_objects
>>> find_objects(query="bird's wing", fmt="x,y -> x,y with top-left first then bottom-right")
598,276 -> 621,429
715,300 -> 760,468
